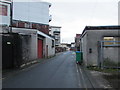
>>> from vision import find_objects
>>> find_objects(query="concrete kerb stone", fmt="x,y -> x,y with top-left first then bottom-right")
20,59 -> 43,68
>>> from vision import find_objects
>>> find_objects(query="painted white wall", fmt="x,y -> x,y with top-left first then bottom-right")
0,34 -> 1,89
12,27 -> 38,61
60,44 -> 67,48
0,2 -> 11,26
71,43 -> 75,47
81,33 -> 88,66
104,47 -> 119,63
49,26 -> 61,36
12,28 -> 55,59
81,29 -> 119,66
13,1 -> 51,25
49,26 -> 61,46
45,37 -> 55,57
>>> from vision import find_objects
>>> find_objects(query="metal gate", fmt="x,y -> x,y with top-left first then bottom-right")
98,41 -> 120,69
2,33 -> 22,69
2,34 -> 14,69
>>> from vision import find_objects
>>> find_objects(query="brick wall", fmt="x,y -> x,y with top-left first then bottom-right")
12,20 -> 49,35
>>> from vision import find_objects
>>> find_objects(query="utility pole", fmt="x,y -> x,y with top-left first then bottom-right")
100,41 -> 104,69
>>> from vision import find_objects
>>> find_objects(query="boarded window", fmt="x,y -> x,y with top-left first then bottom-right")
0,4 -> 8,16
104,37 -> 120,45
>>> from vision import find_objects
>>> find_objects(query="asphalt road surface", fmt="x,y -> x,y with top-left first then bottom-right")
3,51 -> 94,88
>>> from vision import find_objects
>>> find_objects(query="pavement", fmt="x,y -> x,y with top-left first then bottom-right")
2,51 -> 114,89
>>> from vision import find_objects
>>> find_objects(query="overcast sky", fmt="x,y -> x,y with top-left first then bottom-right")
43,0 -> 119,44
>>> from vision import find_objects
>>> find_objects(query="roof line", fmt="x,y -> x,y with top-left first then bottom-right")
80,25 -> 120,38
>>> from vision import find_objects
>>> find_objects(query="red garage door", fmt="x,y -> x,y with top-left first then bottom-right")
38,39 -> 43,58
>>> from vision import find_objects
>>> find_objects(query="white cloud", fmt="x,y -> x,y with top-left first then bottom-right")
47,0 -> 118,43
43,0 -> 119,3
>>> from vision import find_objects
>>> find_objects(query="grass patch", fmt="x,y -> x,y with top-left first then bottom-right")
87,66 -> 120,73
87,65 -> 120,89
103,58 -> 120,67
103,72 -> 120,89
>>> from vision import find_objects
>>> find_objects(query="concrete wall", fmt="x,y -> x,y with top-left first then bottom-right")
0,33 -> 1,90
118,1 -> 120,64
9,28 -> 55,61
13,1 -> 51,25
81,29 -> 119,66
103,47 -> 119,63
49,26 -> 61,46
37,30 -> 55,58
0,34 -> 1,89
75,37 -> 80,47
45,37 -> 55,57
29,34 -> 37,60
81,32 -> 88,66
20,34 -> 37,62
12,28 -> 38,61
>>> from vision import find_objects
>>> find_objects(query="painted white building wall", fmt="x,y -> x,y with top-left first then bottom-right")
81,33 -> 88,66
0,1 -> 11,26
49,26 -> 61,46
49,26 -> 61,36
12,27 -> 38,61
0,33 -> 2,70
71,43 -> 75,47
37,30 -> 55,58
81,29 -> 119,67
13,0 -> 51,25
45,37 -> 55,57
12,28 -> 55,59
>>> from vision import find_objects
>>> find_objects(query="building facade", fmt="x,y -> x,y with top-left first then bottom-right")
60,43 -> 70,51
12,0 -> 52,35
70,42 -> 76,51
80,26 -> 120,67
75,34 -> 81,51
0,0 -> 11,26
49,26 -> 61,46
1,0 -> 55,69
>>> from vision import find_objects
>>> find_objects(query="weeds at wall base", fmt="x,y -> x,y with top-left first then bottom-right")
87,66 -> 120,73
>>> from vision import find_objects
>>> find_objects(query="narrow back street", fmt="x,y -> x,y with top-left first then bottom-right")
3,51 -> 80,88
2,51 -> 114,89
1,0 -> 119,89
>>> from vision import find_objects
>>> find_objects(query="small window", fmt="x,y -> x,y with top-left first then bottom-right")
52,40 -> 54,48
